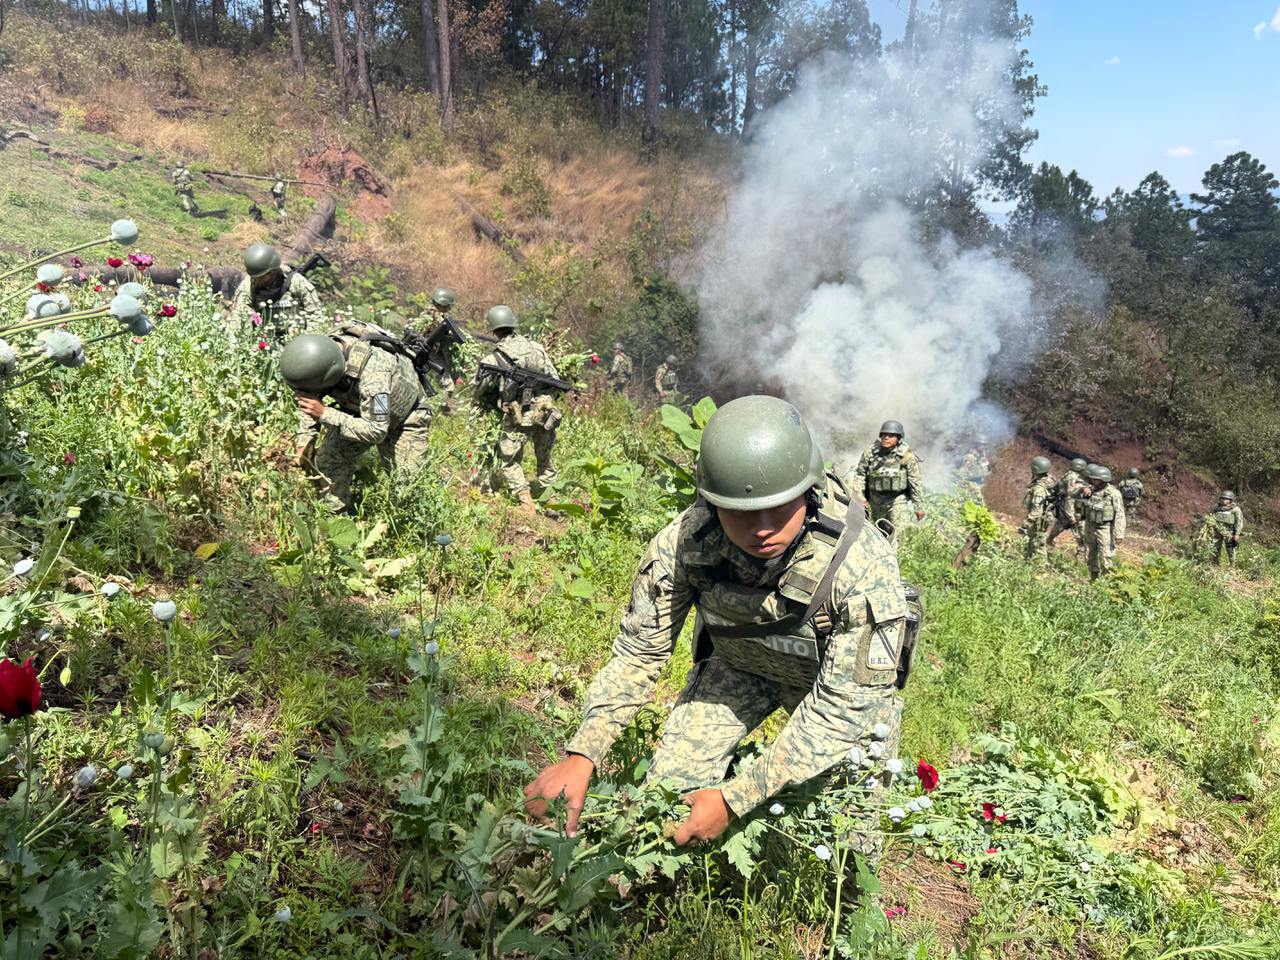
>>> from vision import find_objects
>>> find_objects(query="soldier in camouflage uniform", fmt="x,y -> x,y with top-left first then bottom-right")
474,306 -> 562,509
1203,491 -> 1244,566
1118,468 -> 1144,518
271,174 -> 287,220
524,395 -> 909,861
170,162 -> 198,215
848,420 -> 925,545
1021,457 -> 1056,561
228,242 -> 327,342
414,289 -> 460,401
1080,464 -> 1126,581
1047,457 -> 1088,553
607,342 -> 633,394
654,355 -> 679,400
280,329 -> 431,512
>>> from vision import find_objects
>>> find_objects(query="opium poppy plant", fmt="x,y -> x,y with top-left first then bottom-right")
917,760 -> 939,793
0,657 -> 42,719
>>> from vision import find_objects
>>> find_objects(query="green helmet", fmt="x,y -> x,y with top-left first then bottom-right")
879,420 -> 905,438
243,242 -> 282,279
1088,465 -> 1111,483
696,396 -> 824,511
487,305 -> 517,333
1221,490 -> 1235,502
431,288 -> 455,309
1030,456 -> 1051,476
613,341 -> 624,351
1070,458 -> 1087,472
665,354 -> 677,365
1128,467 -> 1140,478
279,334 -> 345,392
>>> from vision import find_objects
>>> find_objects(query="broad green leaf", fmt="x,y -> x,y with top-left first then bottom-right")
193,542 -> 220,561
691,396 -> 718,428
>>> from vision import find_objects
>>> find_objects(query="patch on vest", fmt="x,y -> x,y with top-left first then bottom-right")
371,393 -> 390,423
866,623 -> 901,671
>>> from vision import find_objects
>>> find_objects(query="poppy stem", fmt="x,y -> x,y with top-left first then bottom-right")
0,307 -> 110,339
0,285 -> 35,312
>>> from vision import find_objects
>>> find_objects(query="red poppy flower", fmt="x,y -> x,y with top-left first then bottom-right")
917,760 -> 939,793
256,340 -> 268,351
94,284 -> 104,292
986,846 -> 998,854
0,657 -> 43,719
160,304 -> 177,318
68,256 -> 84,268
107,257 -> 124,268
591,353 -> 599,364
981,802 -> 1007,824
946,858 -> 968,874
36,282 -> 53,293
64,452 -> 76,464
127,253 -> 154,270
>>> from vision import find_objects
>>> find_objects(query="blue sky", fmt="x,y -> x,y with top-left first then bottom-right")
866,0 -> 1280,197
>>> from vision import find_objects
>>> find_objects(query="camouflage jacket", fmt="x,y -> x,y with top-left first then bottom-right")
1207,504 -> 1244,538
1023,474 -> 1056,522
475,333 -> 562,430
271,179 -> 286,199
1118,478 -> 1144,502
170,167 -> 193,191
566,477 -> 907,816
229,267 -> 327,340
1082,485 -> 1127,539
299,327 -> 428,449
608,351 -> 634,385
849,442 -> 925,505
958,449 -> 990,483
654,363 -> 678,394
1058,470 -> 1086,520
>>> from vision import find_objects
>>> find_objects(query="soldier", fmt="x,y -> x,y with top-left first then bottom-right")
848,420 -> 925,545
1081,464 -> 1126,581
415,288 -> 460,399
1047,457 -> 1088,551
654,355 -> 679,400
1203,491 -> 1244,566
270,173 -> 287,220
170,161 -> 198,215
523,395 -> 909,861
607,342 -> 633,394
474,306 -> 562,509
228,242 -> 327,341
1118,468 -> 1144,518
1021,457 -> 1056,561
279,330 -> 431,512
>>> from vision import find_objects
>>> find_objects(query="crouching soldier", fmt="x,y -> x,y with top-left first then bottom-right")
524,395 -> 914,864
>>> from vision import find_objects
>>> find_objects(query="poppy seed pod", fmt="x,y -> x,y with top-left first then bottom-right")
871,722 -> 891,741
26,294 -> 56,318
423,640 -> 439,656
917,796 -> 933,810
110,219 -> 140,245
151,599 -> 177,622
769,802 -> 784,815
12,558 -> 34,576
813,844 -> 832,862
43,331 -> 85,367
143,732 -> 164,750
0,340 -> 17,377
100,581 -> 121,597
116,763 -> 134,780
885,758 -> 904,775
118,281 -> 149,301
36,264 -> 64,286
52,294 -> 72,314
847,745 -> 865,766
867,741 -> 886,759
887,806 -> 906,822
386,626 -> 401,639
127,316 -> 154,337
110,294 -> 143,323
74,765 -> 99,790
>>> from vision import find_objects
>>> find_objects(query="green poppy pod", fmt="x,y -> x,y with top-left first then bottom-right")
118,281 -> 149,301
109,294 -> 142,323
52,294 -> 72,314
110,219 -> 140,244
127,316 -> 154,336
43,330 -> 84,366
26,294 -> 56,318
36,264 -> 64,285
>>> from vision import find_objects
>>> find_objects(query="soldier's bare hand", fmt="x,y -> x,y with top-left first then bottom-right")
296,397 -> 326,420
523,754 -> 594,838
672,789 -> 731,846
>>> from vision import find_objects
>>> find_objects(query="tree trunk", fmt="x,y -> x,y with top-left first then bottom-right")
146,0 -> 155,24
436,0 -> 453,123
325,0 -> 350,108
169,0 -> 182,40
262,0 -> 274,37
418,0 -> 440,97
210,0 -> 222,43
287,0 -> 304,73
742,37 -> 759,133
352,0 -> 377,117
641,0 -> 665,153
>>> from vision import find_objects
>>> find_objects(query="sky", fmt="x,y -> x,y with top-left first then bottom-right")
865,0 -> 1280,197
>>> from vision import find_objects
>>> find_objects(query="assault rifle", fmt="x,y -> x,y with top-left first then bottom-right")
402,316 -> 468,392
477,352 -> 573,395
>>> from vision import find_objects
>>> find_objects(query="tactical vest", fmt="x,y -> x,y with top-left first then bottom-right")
867,454 -> 909,495
660,366 -> 678,389
1213,508 -> 1237,526
329,323 -> 424,418
1084,493 -> 1116,524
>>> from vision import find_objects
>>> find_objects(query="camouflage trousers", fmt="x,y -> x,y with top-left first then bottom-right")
868,496 -> 914,546
647,656 -> 902,863
1210,531 -> 1238,566
313,408 -> 431,512
177,189 -> 197,214
1084,521 -> 1117,580
494,424 -> 557,498
1047,514 -> 1084,555
1023,516 -> 1052,561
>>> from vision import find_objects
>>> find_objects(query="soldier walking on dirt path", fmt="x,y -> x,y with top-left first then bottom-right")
1202,491 -> 1244,566
848,420 -> 925,546
171,161 -> 198,215
1081,465 -> 1126,581
1021,457 -> 1056,562
523,395 -> 915,866
271,173 -> 288,220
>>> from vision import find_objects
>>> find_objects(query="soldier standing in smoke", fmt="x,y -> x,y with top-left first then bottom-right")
523,396 -> 910,864
848,420 -> 925,545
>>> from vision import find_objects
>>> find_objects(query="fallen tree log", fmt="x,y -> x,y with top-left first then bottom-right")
63,196 -> 338,294
0,128 -> 128,170
451,192 -> 526,265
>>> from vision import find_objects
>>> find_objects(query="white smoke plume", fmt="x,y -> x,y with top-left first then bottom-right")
696,8 -> 1085,483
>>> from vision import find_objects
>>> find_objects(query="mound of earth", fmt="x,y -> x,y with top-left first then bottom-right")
300,145 -> 391,217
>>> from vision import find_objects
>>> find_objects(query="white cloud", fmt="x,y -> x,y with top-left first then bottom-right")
1166,145 -> 1196,158
1104,55 -> 1120,65
1213,138 -> 1242,149
1254,6 -> 1280,37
